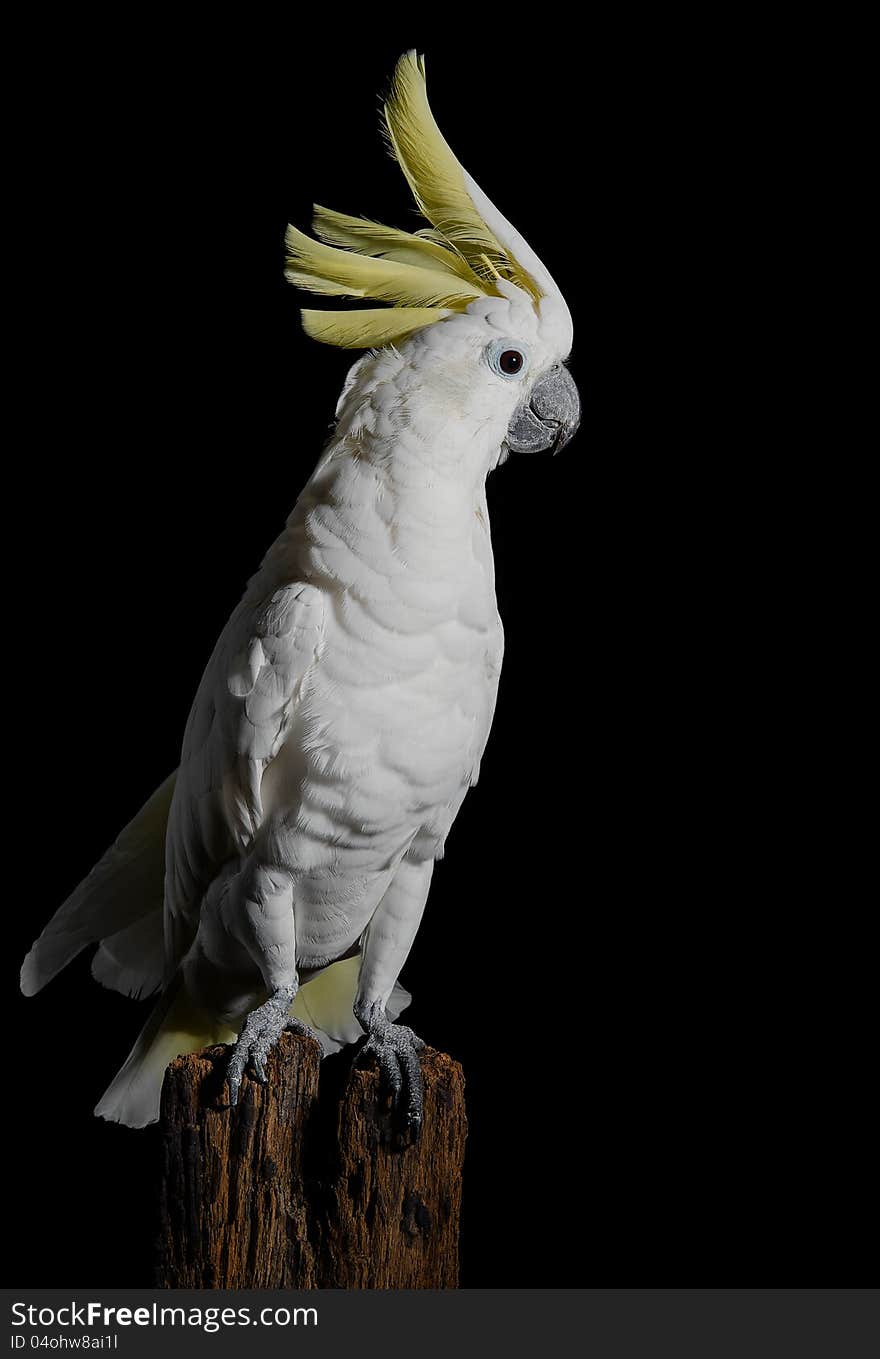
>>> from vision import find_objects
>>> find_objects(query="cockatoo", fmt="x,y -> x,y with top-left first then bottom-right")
20,52 -> 579,1130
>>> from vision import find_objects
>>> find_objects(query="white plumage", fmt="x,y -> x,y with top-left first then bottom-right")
20,53 -> 577,1127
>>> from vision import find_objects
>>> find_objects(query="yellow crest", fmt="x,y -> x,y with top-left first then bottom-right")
286,52 -> 551,349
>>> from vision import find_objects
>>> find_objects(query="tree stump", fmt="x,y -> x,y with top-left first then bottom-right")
156,1033 -> 466,1288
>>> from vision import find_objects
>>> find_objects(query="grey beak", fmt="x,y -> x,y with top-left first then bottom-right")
505,363 -> 581,455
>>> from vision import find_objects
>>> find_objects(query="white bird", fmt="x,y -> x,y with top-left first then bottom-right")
20,52 -> 579,1130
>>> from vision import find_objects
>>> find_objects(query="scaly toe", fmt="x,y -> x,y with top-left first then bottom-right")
284,1016 -> 321,1046
225,986 -> 295,1105
357,1018 -> 425,1136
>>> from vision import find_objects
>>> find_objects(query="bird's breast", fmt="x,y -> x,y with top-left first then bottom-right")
261,562 -> 499,859
261,460 -> 503,870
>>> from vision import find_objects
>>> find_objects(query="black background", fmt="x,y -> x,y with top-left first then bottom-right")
7,24 -> 871,1287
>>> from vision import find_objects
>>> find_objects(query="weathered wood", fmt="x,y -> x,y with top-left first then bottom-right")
156,1033 -> 466,1288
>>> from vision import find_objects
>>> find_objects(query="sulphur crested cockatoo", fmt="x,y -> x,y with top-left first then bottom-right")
20,52 -> 580,1130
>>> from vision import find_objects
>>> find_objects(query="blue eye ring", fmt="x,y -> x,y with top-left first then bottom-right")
485,339 -> 530,380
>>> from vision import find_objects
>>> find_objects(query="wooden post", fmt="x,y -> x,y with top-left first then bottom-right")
156,1033 -> 466,1288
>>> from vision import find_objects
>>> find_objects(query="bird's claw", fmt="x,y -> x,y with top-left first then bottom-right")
226,985 -> 297,1107
283,1014 -> 321,1056
357,1002 -> 425,1136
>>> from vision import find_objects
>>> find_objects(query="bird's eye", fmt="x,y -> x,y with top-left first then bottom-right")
486,339 -> 530,380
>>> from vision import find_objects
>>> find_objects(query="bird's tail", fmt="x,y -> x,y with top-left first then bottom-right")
95,956 -> 413,1128
94,973 -> 236,1128
20,772 -> 176,1000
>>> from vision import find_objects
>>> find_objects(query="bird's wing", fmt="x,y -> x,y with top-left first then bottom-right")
163,580 -> 326,973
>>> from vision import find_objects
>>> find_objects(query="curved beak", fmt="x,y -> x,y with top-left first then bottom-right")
505,363 -> 581,455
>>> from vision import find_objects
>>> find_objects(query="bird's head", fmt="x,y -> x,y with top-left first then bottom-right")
286,52 -> 580,470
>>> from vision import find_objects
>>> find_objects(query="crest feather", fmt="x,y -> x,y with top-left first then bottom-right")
301,307 -> 452,350
286,50 -> 547,348
382,52 -> 540,300
285,224 -> 485,310
311,206 -> 485,285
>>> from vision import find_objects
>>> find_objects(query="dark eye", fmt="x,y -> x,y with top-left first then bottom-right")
485,339 -> 530,380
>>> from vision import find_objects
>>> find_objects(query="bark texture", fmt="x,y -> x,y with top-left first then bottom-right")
156,1033 -> 466,1288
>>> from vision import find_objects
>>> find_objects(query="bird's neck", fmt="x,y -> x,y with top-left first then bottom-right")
270,434 -> 497,601
337,349 -> 507,493
264,358 -> 505,595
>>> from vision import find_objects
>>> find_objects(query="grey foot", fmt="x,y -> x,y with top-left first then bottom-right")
357,999 -> 426,1135
226,985 -> 317,1106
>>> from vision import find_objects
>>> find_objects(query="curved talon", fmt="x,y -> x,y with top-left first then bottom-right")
357,1004 -> 425,1134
